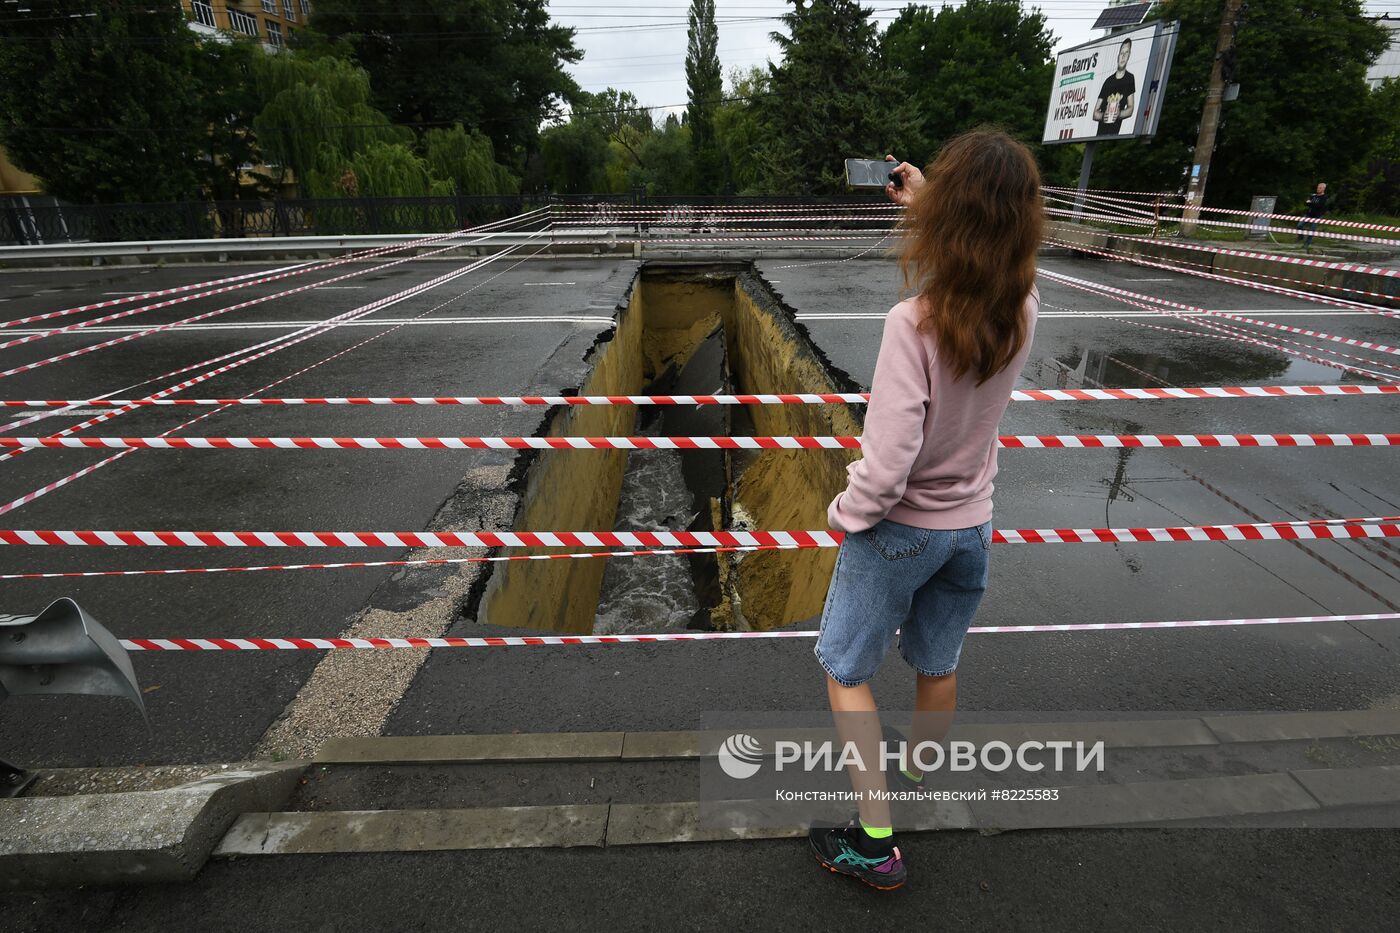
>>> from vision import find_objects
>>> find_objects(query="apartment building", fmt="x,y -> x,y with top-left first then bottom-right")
184,0 -> 313,51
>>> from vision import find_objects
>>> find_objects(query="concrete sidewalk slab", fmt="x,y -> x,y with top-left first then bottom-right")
215,805 -> 608,855
1292,765 -> 1400,808
0,761 -> 303,889
1203,710 -> 1400,744
315,733 -> 625,765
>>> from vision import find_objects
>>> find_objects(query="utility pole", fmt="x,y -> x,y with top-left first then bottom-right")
1180,0 -> 1243,235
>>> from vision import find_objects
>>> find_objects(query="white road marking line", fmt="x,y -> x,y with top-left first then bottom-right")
317,286 -> 367,290
0,316 -> 617,335
1126,278 -> 1175,282
102,291 -> 153,295
520,282 -> 577,286
796,311 -> 1380,320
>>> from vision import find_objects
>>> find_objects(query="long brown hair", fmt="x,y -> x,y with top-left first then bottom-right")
898,129 -> 1042,385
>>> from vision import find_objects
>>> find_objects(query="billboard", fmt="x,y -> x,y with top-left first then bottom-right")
1042,21 -> 1178,145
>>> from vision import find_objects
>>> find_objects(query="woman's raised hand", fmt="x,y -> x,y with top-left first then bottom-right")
884,155 -> 923,207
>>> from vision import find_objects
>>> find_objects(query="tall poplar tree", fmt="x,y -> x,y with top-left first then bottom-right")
686,0 -> 723,191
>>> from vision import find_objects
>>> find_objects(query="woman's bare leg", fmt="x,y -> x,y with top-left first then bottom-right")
907,672 -> 957,778
826,676 -> 892,829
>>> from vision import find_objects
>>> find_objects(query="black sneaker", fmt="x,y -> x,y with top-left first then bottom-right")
881,724 -> 927,794
888,766 -> 926,794
808,818 -> 907,890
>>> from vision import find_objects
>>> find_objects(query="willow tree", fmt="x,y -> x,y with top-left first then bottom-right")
424,125 -> 520,195
252,55 -> 412,195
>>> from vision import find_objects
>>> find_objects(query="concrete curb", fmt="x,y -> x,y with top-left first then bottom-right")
0,761 -> 305,889
317,712 -> 1399,766
211,761 -> 1400,855
216,805 -> 608,856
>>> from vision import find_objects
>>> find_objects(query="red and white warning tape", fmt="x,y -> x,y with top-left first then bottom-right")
1043,187 -> 1400,237
2,208 -> 549,332
1043,186 -> 1183,201
116,612 -> 1400,651
1040,275 -> 1399,384
7,523 -> 1393,582
0,246 -> 543,514
0,265 -> 300,331
0,238 -> 490,381
1045,234 -> 1400,317
550,204 -> 900,216
1097,229 -> 1400,282
0,519 -> 1395,549
1041,253 -> 1395,319
3,384 -> 1394,410
0,207 -> 546,348
7,432 -> 1399,451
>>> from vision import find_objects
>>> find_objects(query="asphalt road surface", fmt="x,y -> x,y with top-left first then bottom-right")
1,249 -> 1396,929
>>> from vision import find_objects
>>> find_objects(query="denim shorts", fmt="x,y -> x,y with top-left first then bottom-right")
814,518 -> 991,687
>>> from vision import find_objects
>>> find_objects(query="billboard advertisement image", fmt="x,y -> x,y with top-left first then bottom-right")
1043,21 -> 1177,145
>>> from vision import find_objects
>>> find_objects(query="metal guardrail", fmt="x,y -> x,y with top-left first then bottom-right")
0,194 -> 890,247
0,195 -> 536,246
0,228 -> 899,265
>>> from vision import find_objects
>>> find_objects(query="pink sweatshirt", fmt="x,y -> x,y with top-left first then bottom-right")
827,288 -> 1039,533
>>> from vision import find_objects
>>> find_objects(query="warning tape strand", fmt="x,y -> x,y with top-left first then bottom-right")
1045,232 -> 1400,315
116,612 -> 1400,650
0,209 -> 550,331
6,433 -> 1399,451
1,384 -> 1394,408
0,245 -> 545,515
7,526 -> 1392,581
1039,274 -> 1400,384
0,520 -> 1395,548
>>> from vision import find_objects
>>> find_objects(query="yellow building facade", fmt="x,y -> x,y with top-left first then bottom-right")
0,0 -> 313,196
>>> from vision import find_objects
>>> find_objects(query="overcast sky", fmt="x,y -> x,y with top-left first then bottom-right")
551,0 -> 1400,118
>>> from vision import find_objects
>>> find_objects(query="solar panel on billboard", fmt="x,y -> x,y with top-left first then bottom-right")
1092,2 -> 1153,30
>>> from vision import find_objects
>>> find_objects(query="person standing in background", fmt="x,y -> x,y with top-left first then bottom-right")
1299,182 -> 1328,251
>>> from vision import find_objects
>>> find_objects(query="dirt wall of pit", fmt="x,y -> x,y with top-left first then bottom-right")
717,271 -> 865,631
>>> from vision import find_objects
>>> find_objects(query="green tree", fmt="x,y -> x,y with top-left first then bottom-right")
881,0 -> 1062,172
0,0 -> 206,202
714,67 -> 773,193
1341,78 -> 1400,215
424,125 -> 520,195
629,115 -> 696,196
195,39 -> 275,201
759,0 -> 916,194
348,141 -> 442,197
252,54 -> 411,196
686,0 -> 724,191
307,0 -> 582,165
1093,0 -> 1388,207
539,119 -> 610,194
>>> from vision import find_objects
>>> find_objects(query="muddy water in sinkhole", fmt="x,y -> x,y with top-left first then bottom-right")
475,263 -> 866,635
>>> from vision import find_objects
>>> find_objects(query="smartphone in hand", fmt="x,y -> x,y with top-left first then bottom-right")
845,158 -> 900,189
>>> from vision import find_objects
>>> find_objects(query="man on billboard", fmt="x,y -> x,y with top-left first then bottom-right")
1092,38 -> 1137,135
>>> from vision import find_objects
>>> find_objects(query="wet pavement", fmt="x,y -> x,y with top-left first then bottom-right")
0,254 -> 1396,763
0,251 -> 1397,929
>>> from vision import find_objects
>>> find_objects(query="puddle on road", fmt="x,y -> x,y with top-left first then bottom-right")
475,263 -> 863,635
1035,344 -> 1298,390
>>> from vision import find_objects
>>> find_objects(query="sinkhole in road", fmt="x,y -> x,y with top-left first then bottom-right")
475,263 -> 865,635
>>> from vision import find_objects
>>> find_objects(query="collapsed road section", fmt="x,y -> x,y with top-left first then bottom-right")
476,263 -> 865,635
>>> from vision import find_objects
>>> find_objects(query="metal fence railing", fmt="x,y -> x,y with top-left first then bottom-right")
1,192 -> 893,246
0,195 -> 535,246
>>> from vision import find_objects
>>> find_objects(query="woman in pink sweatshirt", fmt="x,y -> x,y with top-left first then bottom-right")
808,130 -> 1042,890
